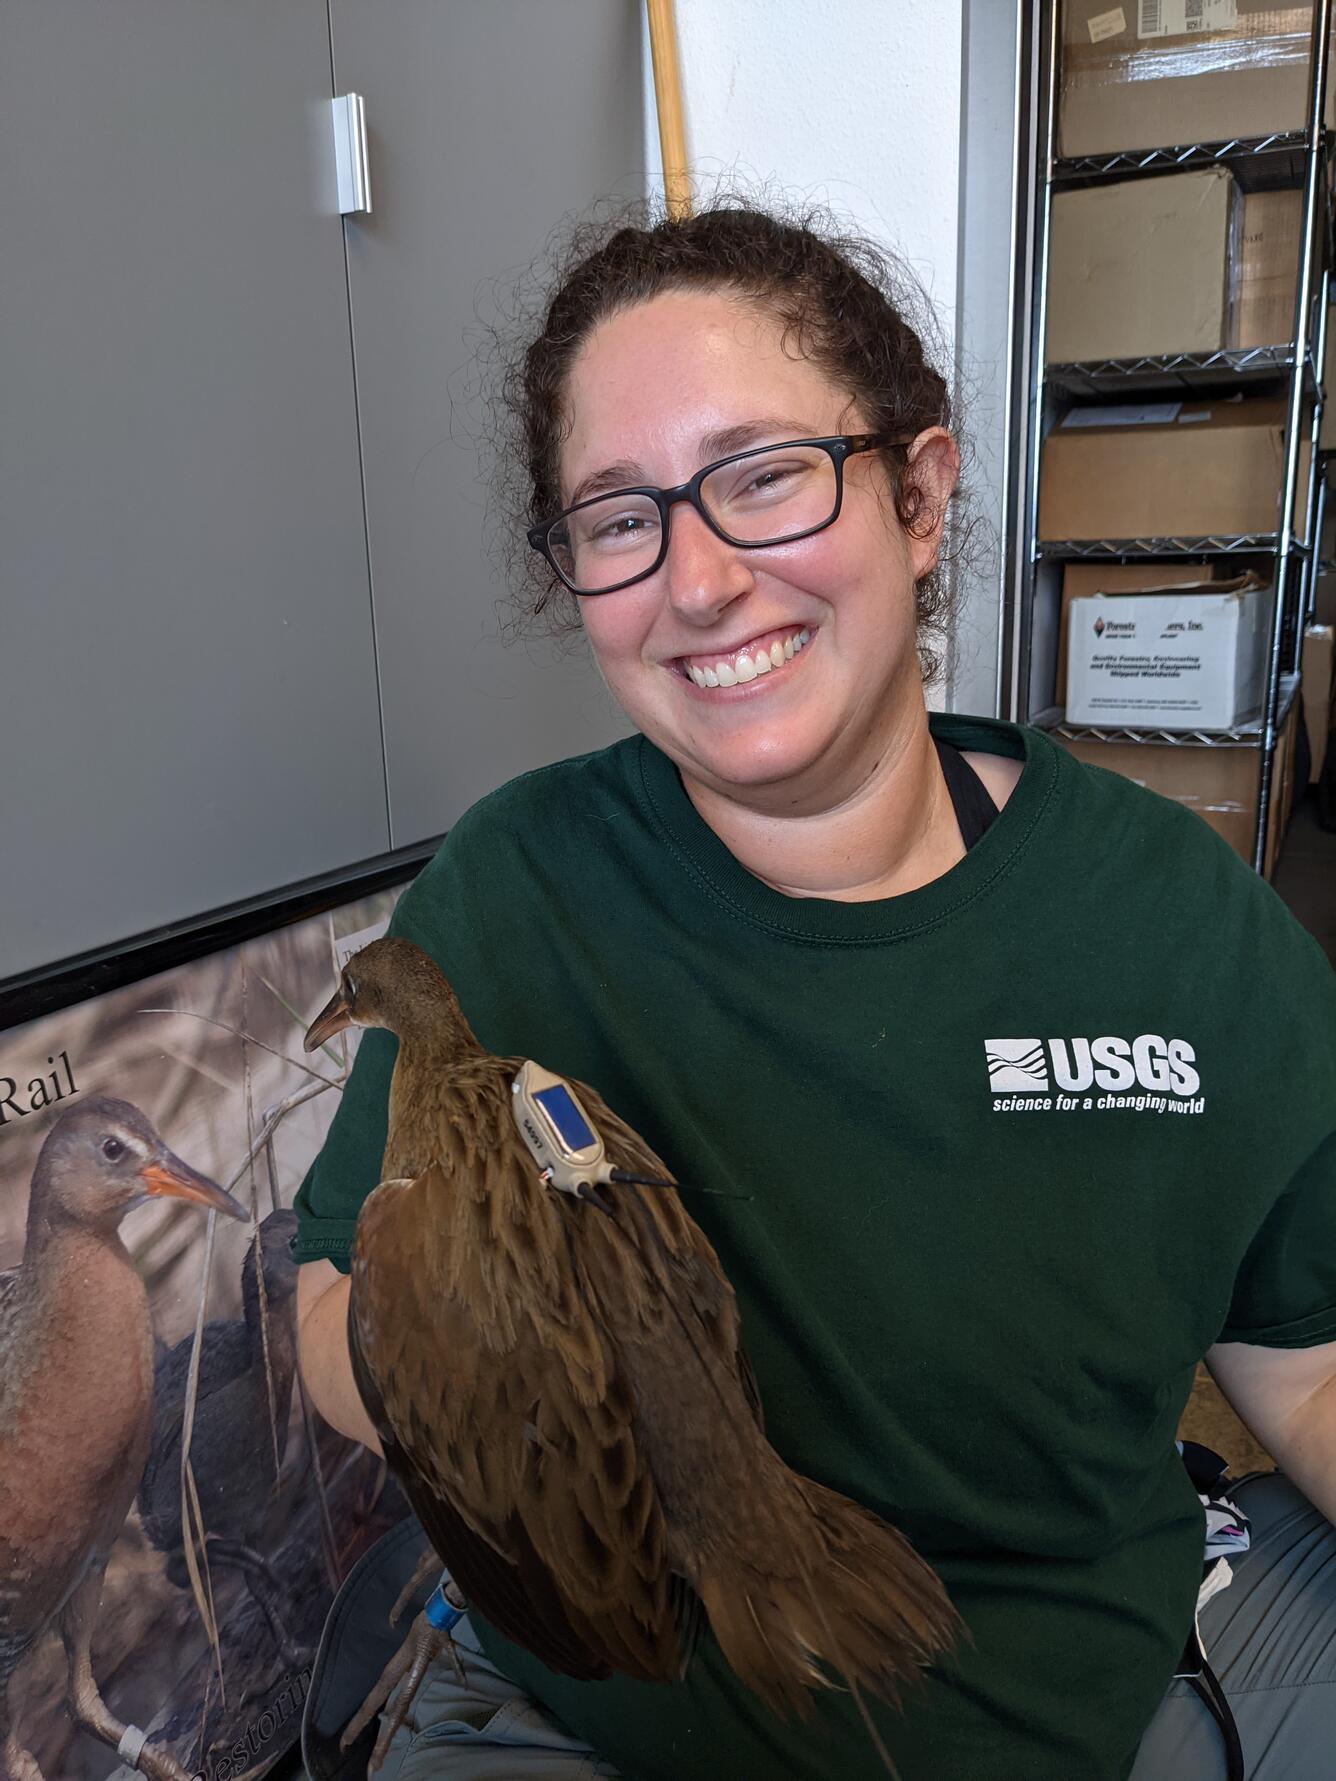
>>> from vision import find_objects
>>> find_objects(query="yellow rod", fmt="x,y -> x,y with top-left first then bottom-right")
645,0 -> 690,219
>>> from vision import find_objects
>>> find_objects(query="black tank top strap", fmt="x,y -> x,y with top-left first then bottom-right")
934,736 -> 1000,852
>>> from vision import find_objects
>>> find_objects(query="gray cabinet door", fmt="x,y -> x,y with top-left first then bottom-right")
329,0 -> 643,846
1,1 -> 388,979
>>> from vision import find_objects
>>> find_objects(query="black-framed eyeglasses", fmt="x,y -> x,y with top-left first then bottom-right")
526,433 -> 909,597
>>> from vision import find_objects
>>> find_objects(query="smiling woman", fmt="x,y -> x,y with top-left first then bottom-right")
552,288 -> 961,853
292,199 -> 1336,1781
506,205 -> 960,671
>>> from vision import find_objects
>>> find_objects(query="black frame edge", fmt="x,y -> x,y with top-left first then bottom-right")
0,838 -> 443,1034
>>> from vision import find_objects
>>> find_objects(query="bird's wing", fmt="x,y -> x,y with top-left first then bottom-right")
141,1321 -> 284,1537
349,1139 -> 691,1685
567,1077 -> 766,1433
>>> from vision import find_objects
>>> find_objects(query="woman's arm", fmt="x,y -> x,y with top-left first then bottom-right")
296,1257 -> 384,1456
1206,1338 -> 1336,1522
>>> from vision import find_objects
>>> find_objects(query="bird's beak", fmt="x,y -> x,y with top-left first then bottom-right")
139,1148 -> 247,1221
305,987 -> 353,1051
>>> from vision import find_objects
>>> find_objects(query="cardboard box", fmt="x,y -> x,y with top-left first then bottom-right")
1231,188 -> 1303,349
1057,561 -> 1221,702
1058,699 -> 1298,877
1321,304 -> 1336,447
1267,698 -> 1299,878
1314,487 -> 1336,620
1066,578 -> 1269,728
1047,169 -> 1238,363
1301,622 -> 1334,780
1047,179 -> 1301,363
1061,2 -> 1335,160
1038,397 -> 1310,540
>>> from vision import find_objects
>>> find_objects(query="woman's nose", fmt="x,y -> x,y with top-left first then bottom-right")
662,502 -> 755,623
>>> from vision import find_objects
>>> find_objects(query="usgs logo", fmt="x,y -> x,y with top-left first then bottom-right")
985,1035 -> 1201,1097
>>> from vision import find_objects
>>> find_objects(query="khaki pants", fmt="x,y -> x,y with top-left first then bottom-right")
304,1474 -> 1336,1780
1130,1472 -> 1336,1780
302,1518 -> 614,1781
372,1612 -> 616,1781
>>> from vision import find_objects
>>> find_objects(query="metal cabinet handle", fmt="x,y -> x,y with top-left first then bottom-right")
331,94 -> 371,216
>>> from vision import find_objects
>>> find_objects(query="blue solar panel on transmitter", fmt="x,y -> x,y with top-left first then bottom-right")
533,1083 -> 596,1152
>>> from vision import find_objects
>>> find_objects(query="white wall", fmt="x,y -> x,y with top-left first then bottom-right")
642,0 -> 962,323
640,0 -> 1015,717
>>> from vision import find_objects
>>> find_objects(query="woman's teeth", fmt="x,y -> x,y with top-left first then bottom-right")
686,628 -> 811,690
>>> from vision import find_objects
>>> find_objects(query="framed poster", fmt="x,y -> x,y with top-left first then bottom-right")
0,874 -> 422,1780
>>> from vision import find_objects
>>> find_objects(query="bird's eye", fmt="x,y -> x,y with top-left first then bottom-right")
102,1136 -> 125,1160
344,975 -> 357,998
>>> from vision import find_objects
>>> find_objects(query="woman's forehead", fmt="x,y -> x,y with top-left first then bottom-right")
571,288 -> 832,397
562,289 -> 848,472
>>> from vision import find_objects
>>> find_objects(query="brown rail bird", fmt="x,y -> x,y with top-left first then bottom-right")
0,1097 -> 247,1781
305,937 -> 959,1769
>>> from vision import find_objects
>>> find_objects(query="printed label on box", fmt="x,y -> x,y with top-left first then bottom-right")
1137,0 -> 1237,38
1088,6 -> 1127,40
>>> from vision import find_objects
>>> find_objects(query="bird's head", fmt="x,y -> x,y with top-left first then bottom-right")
252,1207 -> 299,1286
242,1207 -> 300,1311
304,937 -> 471,1050
30,1097 -> 248,1235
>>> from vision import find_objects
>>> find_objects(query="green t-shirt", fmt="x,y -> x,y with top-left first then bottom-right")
293,713 -> 1336,1781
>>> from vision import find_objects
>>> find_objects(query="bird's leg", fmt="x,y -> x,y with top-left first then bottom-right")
0,1674 -> 42,1781
389,1546 -> 442,1626
1,1730 -> 44,1781
58,1570 -> 191,1781
1,1700 -> 44,1781
341,1577 -> 469,1775
203,1535 -> 303,1670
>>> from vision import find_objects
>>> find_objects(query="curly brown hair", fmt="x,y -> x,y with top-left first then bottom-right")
489,196 -> 961,678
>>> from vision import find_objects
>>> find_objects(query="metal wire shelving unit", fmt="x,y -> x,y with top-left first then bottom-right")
1034,673 -> 1302,750
1000,3 -> 1333,872
1056,130 -> 1311,186
1039,533 -> 1306,560
1046,345 -> 1315,398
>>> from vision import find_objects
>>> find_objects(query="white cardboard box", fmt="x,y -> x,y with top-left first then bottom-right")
1066,584 -> 1269,730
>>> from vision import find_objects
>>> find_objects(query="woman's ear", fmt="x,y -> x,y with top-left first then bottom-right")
902,428 -> 960,579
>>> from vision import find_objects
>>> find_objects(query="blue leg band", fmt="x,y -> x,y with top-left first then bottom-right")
424,1581 -> 466,1635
